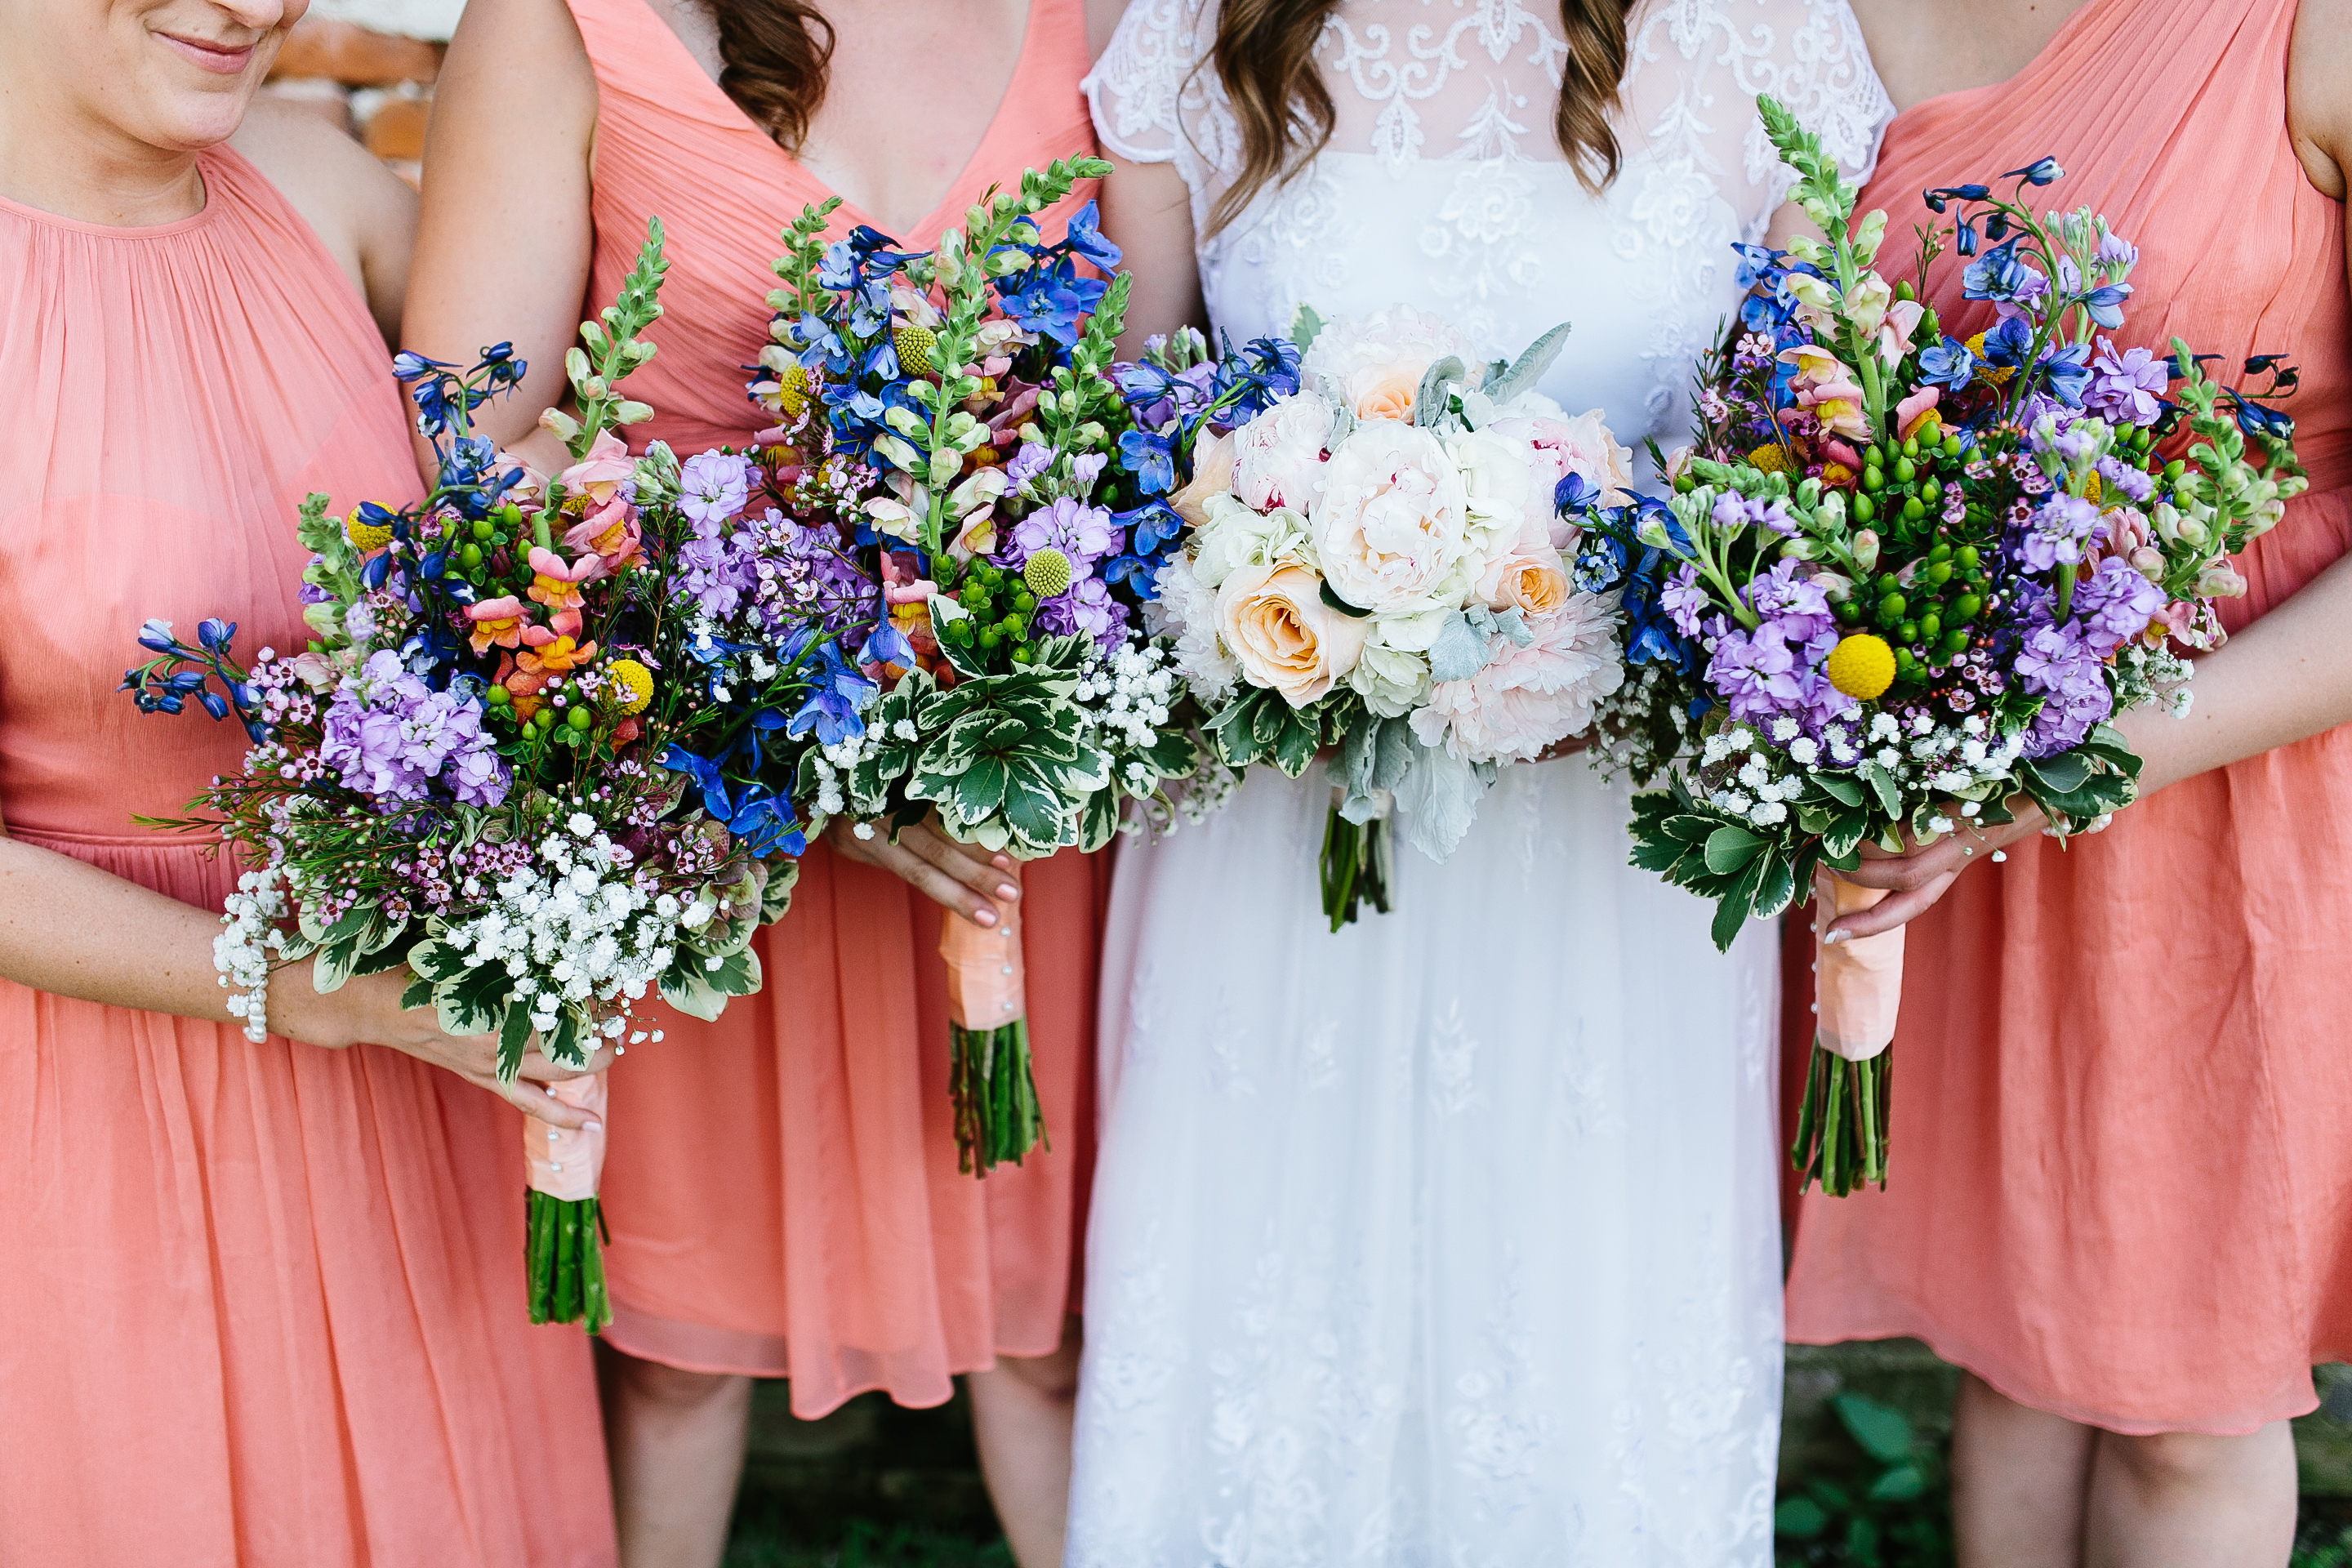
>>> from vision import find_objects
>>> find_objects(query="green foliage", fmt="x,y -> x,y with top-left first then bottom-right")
1776,1394 -> 1952,1568
725,1520 -> 1011,1568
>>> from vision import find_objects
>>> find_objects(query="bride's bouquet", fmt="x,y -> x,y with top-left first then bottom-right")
1128,306 -> 1628,928
122,228 -> 831,1326
1596,100 -> 2305,1193
745,162 -> 1203,1170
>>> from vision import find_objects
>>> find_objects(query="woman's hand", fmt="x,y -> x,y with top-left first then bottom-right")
273,965 -> 615,1129
1821,800 -> 2047,942
825,815 -> 1020,928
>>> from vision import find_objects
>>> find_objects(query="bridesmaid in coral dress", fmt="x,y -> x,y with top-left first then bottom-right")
1788,1 -> 2352,1563
0,1 -> 615,1565
406,0 -> 1122,1561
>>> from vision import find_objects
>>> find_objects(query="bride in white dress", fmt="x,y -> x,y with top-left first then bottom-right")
1069,3 -> 1891,1562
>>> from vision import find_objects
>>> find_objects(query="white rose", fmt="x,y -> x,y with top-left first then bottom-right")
1192,493 -> 1312,589
1312,423 -> 1472,614
1230,394 -> 1334,514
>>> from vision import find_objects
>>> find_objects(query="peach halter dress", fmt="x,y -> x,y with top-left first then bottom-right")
0,149 -> 613,1566
1784,0 -> 2352,1435
568,0 -> 1110,1413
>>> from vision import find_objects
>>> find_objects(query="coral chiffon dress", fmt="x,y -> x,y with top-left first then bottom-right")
568,0 -> 1110,1412
0,149 -> 613,1566
1784,0 -> 2352,1435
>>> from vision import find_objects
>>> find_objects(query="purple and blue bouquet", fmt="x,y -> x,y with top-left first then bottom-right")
742,161 -> 1205,1171
122,227 -> 848,1326
1588,101 -> 2305,1194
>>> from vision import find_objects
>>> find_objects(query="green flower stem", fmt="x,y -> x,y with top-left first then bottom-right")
1317,804 -> 1394,931
525,1189 -> 611,1332
1789,1045 -> 1891,1197
951,1019 -> 1047,1174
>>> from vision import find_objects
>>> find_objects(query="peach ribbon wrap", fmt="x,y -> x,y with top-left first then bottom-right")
938,862 -> 1026,1030
1815,876 -> 1905,1062
523,1072 -> 608,1203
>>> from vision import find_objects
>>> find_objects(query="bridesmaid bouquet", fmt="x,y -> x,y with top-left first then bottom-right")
746,161 -> 1203,1171
1127,306 -> 1628,929
1601,99 -> 2305,1193
122,227 -> 838,1327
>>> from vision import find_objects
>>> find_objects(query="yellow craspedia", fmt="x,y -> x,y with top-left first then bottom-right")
345,506 -> 394,552
1747,443 -> 1795,474
606,657 -> 654,716
768,363 -> 809,418
1022,547 -> 1073,600
2080,469 -> 2104,505
893,325 -> 938,378
1825,632 -> 1897,701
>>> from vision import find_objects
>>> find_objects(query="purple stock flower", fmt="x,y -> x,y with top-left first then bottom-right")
318,649 -> 510,807
2070,555 -> 2166,656
1031,577 -> 1129,652
2016,493 -> 2102,572
1005,443 -> 1055,485
1704,562 -> 1856,733
2015,619 -> 2114,755
1660,562 -> 1709,638
1001,495 -> 1120,569
2095,455 -> 2156,504
1071,451 -> 1108,492
679,452 -> 753,527
1711,492 -> 1800,538
2082,339 -> 2168,426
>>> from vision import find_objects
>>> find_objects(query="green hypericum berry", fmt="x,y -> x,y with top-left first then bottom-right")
567,706 -> 593,732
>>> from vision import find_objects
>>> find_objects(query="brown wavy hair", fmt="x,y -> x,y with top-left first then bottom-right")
1205,0 -> 1637,235
708,0 -> 836,154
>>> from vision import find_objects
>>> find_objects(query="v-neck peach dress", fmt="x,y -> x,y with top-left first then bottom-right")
0,148 -> 614,1566
1784,0 -> 2352,1436
568,0 -> 1111,1414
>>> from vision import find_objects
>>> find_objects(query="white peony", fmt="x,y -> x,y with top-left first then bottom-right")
1446,425 -> 1539,568
1408,590 -> 1625,764
1301,305 -> 1479,422
1230,393 -> 1334,514
1191,492 -> 1313,589
1313,423 -> 1473,614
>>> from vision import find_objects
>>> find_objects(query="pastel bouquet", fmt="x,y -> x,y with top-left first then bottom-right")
1132,305 -> 1628,928
122,228 -> 839,1326
744,160 -> 1205,1171
1595,100 -> 2304,1193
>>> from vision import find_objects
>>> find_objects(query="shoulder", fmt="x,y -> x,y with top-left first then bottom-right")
227,96 -> 416,276
1082,0 -> 1216,163
2289,0 -> 2350,200
1629,0 -> 1893,177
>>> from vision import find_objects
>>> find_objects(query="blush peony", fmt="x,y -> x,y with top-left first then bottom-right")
1301,305 -> 1478,422
1229,394 -> 1333,514
1408,592 -> 1624,763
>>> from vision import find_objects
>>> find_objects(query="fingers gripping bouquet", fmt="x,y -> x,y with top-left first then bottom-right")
1129,306 -> 1628,929
749,161 -> 1205,1171
1601,100 -> 2305,1194
122,227 -> 836,1327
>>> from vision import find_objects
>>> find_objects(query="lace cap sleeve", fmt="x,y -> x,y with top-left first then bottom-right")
1082,0 -> 1214,167
1623,0 -> 1895,244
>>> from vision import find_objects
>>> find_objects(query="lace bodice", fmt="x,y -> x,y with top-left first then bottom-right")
1085,0 -> 1894,461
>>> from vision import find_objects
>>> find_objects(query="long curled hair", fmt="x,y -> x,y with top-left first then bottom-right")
706,0 -> 836,154
1204,0 -> 1638,235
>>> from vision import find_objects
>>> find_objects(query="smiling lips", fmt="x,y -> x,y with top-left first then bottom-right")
155,29 -> 258,74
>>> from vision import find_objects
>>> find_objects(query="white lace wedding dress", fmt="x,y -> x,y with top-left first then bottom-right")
1070,4 -> 1891,1562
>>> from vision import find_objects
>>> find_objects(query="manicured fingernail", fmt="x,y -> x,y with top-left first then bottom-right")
1824,929 -> 1851,945
997,883 -> 1020,900
973,906 -> 997,926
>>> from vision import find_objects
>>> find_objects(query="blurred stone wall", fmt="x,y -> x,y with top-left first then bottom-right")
260,1 -> 455,185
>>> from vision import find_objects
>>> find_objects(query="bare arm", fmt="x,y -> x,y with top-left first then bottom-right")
404,0 -> 600,481
228,97 -> 419,348
1098,151 -> 1205,357
0,830 -> 608,1125
1085,0 -> 1129,60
